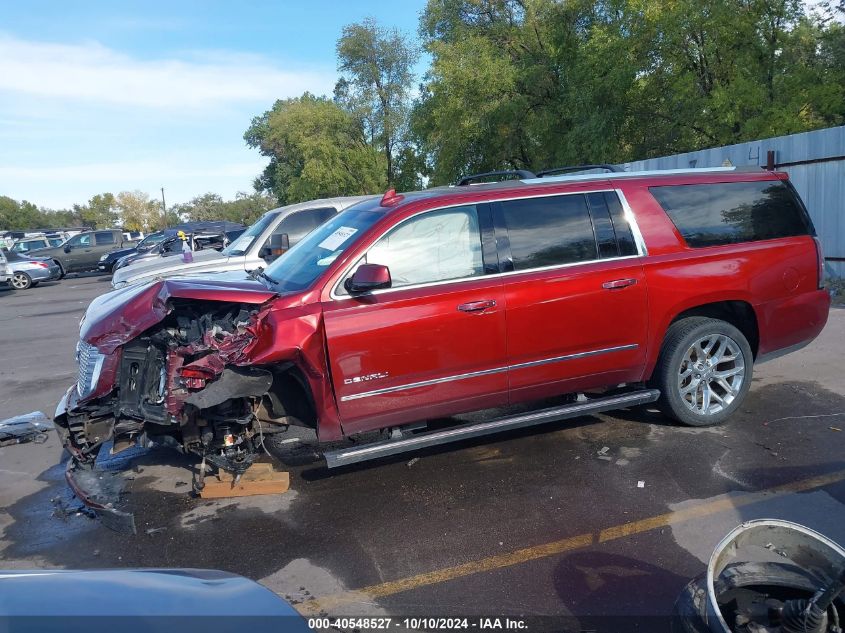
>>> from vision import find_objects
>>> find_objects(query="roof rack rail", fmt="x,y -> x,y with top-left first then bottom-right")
456,170 -> 537,186
536,164 -> 622,177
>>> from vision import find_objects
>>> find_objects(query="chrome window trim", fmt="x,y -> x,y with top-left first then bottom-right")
614,189 -> 649,257
329,188 -> 649,301
339,343 -> 638,402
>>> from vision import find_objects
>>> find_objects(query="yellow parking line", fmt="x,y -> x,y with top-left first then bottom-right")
297,468 -> 845,615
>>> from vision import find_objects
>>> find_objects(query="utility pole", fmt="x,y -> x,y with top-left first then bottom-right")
160,187 -> 167,229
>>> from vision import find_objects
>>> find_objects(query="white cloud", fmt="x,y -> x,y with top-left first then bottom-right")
0,34 -> 336,109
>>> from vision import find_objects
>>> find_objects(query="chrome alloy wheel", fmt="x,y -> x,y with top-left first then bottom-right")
11,272 -> 31,289
677,334 -> 745,416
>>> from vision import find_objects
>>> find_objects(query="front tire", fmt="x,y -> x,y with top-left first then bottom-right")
653,317 -> 753,427
11,271 -> 32,290
54,260 -> 65,279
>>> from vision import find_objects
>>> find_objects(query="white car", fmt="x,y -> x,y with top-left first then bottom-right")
111,195 -> 374,288
0,249 -> 10,288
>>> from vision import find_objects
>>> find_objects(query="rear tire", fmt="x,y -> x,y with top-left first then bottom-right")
653,317 -> 753,427
11,271 -> 32,290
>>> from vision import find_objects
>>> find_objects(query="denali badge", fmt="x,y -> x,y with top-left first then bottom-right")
344,372 -> 389,385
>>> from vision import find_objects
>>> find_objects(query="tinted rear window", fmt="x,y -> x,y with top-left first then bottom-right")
95,231 -> 116,245
649,180 -> 812,248
498,195 -> 597,270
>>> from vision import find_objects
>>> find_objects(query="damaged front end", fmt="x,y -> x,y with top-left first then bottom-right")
54,277 -> 300,527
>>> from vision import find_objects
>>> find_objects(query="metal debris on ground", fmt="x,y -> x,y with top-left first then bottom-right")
407,457 -> 419,467
0,411 -> 53,446
830,426 -> 842,432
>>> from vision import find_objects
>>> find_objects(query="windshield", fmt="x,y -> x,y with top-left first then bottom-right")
137,232 -> 166,250
221,211 -> 279,256
263,206 -> 384,293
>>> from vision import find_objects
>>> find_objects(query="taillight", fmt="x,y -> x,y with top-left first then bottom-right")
813,237 -> 824,289
33,261 -> 48,268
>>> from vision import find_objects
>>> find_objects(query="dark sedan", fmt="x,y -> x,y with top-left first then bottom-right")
98,231 -> 167,273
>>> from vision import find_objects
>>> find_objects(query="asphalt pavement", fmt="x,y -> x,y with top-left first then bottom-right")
1,274 -> 844,631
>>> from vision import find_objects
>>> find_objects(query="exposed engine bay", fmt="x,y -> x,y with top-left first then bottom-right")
58,299 -> 313,490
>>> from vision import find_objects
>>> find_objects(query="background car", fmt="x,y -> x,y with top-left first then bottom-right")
10,236 -> 64,253
98,230 -> 168,273
0,249 -> 10,290
1,248 -> 62,289
111,222 -> 245,272
28,229 -> 137,277
111,196 -> 371,288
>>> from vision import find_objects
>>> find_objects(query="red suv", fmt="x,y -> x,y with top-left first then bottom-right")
56,166 -> 829,485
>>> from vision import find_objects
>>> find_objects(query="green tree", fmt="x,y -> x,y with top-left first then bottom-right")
172,193 -> 225,221
412,0 -> 845,184
72,192 -> 118,229
116,191 -> 161,232
335,17 -> 418,186
171,191 -> 277,226
245,93 -> 387,204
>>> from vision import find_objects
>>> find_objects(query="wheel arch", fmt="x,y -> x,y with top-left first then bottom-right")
259,363 -> 319,430
646,298 -> 760,380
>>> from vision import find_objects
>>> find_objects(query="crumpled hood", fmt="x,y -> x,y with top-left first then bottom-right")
81,273 -> 276,353
112,249 -> 228,286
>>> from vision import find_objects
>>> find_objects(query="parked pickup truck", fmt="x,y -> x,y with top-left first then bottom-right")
110,196 -> 373,288
29,229 -> 136,276
56,167 -> 829,497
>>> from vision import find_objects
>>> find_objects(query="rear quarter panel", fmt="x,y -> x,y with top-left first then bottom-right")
618,177 -> 829,379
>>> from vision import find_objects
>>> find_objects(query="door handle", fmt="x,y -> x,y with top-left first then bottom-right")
457,300 -> 497,312
602,278 -> 637,290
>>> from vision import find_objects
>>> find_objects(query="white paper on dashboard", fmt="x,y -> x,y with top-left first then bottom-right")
318,227 -> 358,251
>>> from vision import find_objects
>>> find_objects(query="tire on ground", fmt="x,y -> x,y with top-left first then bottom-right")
653,316 -> 753,427
12,272 -> 32,290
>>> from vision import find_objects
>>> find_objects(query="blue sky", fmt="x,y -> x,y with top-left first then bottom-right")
0,0 -> 428,209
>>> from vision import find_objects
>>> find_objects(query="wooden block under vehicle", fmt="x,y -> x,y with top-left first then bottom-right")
199,462 -> 290,499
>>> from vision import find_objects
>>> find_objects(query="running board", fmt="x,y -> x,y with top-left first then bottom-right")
324,389 -> 660,468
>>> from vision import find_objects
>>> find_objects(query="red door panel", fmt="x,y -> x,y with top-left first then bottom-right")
504,258 -> 649,403
323,276 -> 508,434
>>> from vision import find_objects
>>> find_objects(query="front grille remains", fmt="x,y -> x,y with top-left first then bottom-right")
76,341 -> 104,398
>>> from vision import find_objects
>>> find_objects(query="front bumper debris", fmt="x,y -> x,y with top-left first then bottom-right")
56,384 -> 137,534
65,459 -> 136,534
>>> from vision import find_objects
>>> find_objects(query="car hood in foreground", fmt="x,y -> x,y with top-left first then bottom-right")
81,273 -> 276,353
0,568 -> 303,619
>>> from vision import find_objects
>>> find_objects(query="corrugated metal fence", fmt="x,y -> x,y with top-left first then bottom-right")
622,125 -> 845,277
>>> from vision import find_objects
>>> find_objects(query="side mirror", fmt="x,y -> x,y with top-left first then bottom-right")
64,245 -> 72,253
262,233 -> 290,261
344,263 -> 392,294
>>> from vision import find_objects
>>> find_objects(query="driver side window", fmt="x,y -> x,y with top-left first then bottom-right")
69,234 -> 92,248
344,206 -> 484,292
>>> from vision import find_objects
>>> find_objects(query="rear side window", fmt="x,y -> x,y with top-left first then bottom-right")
586,192 -> 638,258
498,195 -> 597,270
650,180 -> 812,248
95,231 -> 116,245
